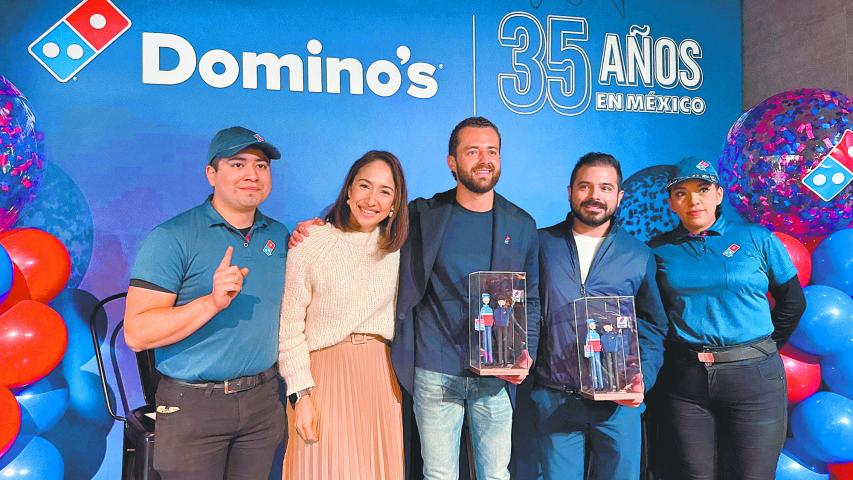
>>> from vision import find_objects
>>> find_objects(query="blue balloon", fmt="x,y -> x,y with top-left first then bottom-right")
0,244 -> 12,303
785,437 -> 829,474
43,411 -> 112,480
812,228 -> 853,297
14,369 -> 69,435
822,349 -> 853,401
0,435 -> 63,479
791,392 -> 853,463
777,449 -> 830,480
788,285 -> 853,355
49,288 -> 116,428
67,371 -> 114,427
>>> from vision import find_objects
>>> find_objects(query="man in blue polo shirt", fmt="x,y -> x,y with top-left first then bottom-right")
532,152 -> 668,479
124,126 -> 289,480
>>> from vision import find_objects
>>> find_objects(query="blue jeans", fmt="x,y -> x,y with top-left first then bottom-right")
413,367 -> 512,480
530,387 -> 642,480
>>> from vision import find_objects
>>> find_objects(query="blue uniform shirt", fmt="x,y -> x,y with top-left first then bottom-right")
649,216 -> 797,347
130,197 -> 289,381
415,203 -> 492,376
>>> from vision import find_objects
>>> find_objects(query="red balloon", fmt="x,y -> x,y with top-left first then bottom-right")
774,232 -> 812,287
0,228 -> 71,303
829,462 -> 853,479
0,300 -> 67,389
0,384 -> 20,458
780,345 -> 821,404
0,263 -> 32,315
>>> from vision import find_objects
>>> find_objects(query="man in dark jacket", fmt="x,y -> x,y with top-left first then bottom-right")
531,152 -> 668,479
391,117 -> 540,480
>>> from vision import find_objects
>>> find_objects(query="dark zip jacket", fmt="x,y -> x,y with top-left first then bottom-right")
535,214 -> 668,392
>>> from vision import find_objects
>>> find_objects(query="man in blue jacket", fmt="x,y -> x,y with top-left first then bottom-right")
532,152 -> 667,479
391,116 -> 540,480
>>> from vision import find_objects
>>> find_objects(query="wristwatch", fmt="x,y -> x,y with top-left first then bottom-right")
288,388 -> 313,407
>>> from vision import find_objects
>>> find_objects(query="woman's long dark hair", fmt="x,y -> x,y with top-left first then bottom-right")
327,151 -> 409,252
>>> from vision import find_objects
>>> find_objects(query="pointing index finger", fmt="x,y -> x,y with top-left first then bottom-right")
218,246 -> 234,269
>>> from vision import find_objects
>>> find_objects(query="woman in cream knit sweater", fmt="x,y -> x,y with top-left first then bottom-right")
278,150 -> 409,479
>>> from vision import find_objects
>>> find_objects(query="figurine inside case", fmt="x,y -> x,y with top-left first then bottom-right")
468,271 -> 528,375
573,296 -> 643,401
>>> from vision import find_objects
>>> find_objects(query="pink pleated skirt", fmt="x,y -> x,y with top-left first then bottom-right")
283,334 -> 404,480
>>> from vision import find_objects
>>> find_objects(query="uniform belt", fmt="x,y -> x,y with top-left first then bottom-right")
671,337 -> 776,365
163,365 -> 278,394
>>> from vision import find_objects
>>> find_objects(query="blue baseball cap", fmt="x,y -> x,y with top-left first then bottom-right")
665,157 -> 720,190
207,126 -> 281,164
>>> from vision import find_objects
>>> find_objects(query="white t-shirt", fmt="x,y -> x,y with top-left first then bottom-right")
573,231 -> 606,283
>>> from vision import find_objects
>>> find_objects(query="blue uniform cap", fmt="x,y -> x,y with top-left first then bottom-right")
665,157 -> 720,191
208,126 -> 282,164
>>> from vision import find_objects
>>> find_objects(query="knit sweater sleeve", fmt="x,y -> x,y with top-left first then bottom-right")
277,234 -> 318,395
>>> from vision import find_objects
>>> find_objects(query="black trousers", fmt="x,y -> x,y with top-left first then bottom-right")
658,350 -> 787,480
153,375 -> 286,480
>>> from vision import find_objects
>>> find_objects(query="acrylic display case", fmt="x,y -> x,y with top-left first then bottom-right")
468,271 -> 528,375
573,295 -> 643,401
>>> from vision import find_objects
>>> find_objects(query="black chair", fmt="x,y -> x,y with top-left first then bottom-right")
90,292 -> 161,480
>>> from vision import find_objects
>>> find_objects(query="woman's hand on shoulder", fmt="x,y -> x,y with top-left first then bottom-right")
288,218 -> 325,249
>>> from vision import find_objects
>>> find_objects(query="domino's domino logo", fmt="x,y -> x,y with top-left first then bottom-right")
28,0 -> 131,82
802,129 -> 853,202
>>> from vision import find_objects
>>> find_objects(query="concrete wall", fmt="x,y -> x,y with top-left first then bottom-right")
742,0 -> 852,109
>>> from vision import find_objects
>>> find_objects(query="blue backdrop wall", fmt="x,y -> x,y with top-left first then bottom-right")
0,0 -> 741,478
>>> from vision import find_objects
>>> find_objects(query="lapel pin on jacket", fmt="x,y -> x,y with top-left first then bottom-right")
504,235 -> 511,245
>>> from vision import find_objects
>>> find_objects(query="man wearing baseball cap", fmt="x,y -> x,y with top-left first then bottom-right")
125,126 -> 289,479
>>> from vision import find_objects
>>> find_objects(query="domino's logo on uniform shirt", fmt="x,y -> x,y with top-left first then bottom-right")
722,244 -> 740,258
263,240 -> 276,256
28,0 -> 131,82
802,129 -> 853,202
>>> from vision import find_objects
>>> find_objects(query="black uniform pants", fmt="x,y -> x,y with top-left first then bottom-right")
153,374 -> 286,479
659,350 -> 787,479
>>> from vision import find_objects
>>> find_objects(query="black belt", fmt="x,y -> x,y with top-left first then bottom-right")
164,365 -> 279,394
669,337 -> 777,365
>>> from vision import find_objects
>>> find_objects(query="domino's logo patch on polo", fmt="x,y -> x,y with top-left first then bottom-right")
263,239 -> 275,256
696,160 -> 710,170
722,243 -> 740,258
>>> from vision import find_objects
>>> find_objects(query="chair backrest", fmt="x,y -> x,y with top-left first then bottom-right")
90,292 -> 160,419
135,348 -> 160,406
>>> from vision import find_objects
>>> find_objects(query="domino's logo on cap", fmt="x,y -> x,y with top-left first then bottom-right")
696,160 -> 710,171
802,129 -> 853,202
28,0 -> 131,82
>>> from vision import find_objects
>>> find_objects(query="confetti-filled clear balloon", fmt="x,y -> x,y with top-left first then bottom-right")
0,77 -> 45,231
718,88 -> 852,236
619,165 -> 680,242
